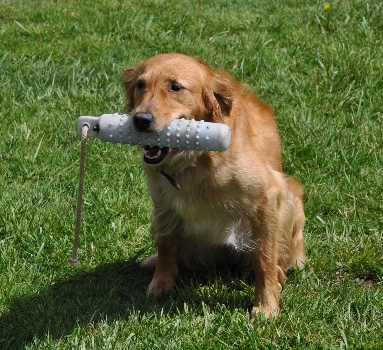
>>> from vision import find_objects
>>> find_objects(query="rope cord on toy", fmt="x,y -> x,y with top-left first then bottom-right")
69,123 -> 89,266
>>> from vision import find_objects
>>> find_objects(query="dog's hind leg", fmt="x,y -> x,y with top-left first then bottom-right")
140,254 -> 158,269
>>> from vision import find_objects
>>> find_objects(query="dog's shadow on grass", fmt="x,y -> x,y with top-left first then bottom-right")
1,251 -> 254,349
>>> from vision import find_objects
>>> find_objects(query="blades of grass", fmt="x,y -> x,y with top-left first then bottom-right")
33,136 -> 44,161
14,20 -> 31,35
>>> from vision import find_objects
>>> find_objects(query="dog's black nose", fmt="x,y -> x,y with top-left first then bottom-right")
133,112 -> 155,131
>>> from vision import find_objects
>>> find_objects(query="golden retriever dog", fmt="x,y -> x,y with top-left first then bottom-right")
122,53 -> 306,317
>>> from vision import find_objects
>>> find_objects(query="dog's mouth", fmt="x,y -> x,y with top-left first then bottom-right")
143,146 -> 170,164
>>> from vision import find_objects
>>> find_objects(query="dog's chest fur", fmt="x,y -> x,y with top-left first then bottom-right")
158,174 -> 255,250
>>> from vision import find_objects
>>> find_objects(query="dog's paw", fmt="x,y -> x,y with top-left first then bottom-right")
147,276 -> 175,296
251,305 -> 279,318
140,254 -> 158,270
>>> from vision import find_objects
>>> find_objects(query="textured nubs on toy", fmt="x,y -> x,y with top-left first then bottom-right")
78,114 -> 232,164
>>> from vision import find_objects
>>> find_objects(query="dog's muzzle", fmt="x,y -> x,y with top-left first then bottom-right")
133,112 -> 170,164
133,111 -> 155,132
143,146 -> 170,164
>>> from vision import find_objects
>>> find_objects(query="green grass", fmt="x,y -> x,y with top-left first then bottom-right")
1,0 -> 382,348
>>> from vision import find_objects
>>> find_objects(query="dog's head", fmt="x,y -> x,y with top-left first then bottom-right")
121,53 -> 236,167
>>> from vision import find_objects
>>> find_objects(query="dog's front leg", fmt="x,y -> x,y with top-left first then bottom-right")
251,247 -> 281,317
147,233 -> 180,296
250,194 -> 284,317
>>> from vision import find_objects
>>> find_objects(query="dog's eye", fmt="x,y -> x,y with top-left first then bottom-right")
136,80 -> 146,90
169,82 -> 184,92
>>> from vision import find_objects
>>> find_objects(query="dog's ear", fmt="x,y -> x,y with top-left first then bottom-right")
121,67 -> 139,111
203,71 -> 235,122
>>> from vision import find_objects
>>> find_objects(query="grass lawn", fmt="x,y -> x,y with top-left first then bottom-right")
1,0 -> 382,348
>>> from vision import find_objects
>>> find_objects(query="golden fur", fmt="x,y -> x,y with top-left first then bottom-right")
122,53 -> 306,317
